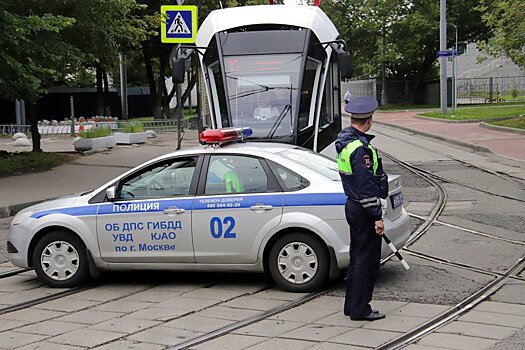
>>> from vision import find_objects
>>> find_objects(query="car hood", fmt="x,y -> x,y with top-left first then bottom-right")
17,192 -> 88,216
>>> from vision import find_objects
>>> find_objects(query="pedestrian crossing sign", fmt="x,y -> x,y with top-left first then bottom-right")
161,5 -> 198,44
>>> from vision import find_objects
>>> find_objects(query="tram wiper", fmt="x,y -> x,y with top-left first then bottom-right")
266,104 -> 291,139
229,87 -> 271,100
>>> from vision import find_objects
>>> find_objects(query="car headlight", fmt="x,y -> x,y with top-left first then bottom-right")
11,211 -> 34,226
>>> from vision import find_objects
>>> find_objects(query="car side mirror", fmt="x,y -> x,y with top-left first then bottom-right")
338,51 -> 352,79
170,47 -> 194,84
106,186 -> 117,201
171,58 -> 186,84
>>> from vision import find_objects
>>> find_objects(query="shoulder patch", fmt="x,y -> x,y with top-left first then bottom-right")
363,154 -> 371,168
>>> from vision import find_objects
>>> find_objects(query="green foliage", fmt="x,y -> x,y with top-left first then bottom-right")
478,0 -> 525,68
0,151 -> 71,178
489,116 -> 525,129
79,127 -> 113,138
122,122 -> 144,133
321,0 -> 489,80
0,4 -> 81,102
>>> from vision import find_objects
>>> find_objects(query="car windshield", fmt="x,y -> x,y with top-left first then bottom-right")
223,54 -> 301,140
279,148 -> 341,181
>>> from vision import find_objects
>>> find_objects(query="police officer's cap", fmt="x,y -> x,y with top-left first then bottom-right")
344,96 -> 379,119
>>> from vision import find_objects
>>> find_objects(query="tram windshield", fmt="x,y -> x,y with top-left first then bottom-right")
223,54 -> 301,140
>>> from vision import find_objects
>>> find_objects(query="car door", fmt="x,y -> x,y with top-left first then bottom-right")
192,154 -> 283,264
96,156 -> 200,263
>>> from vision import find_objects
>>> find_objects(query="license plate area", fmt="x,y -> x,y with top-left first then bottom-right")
390,192 -> 404,209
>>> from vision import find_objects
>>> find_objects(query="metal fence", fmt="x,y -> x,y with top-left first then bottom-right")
457,76 -> 525,104
0,119 -> 194,138
344,76 -> 525,106
342,79 -> 425,105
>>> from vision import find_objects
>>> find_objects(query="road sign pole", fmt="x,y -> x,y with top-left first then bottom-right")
70,96 -> 75,137
452,55 -> 455,118
176,45 -> 183,150
453,25 -> 459,113
439,0 -> 447,115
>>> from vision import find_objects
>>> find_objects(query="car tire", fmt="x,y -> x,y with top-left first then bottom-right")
268,233 -> 329,292
32,231 -> 89,288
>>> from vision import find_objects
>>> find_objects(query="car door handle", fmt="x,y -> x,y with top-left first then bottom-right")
163,207 -> 185,215
250,205 -> 273,211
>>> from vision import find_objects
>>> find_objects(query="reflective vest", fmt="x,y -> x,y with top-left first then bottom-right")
336,140 -> 379,175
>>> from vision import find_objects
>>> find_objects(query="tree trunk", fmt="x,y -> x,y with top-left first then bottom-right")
96,65 -> 104,115
102,68 -> 110,116
27,102 -> 42,153
158,50 -> 170,119
143,45 -> 161,119
180,72 -> 197,107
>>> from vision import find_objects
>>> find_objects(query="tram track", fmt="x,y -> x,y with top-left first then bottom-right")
154,151 -> 450,349
376,255 -> 525,350
0,285 -> 94,316
1,140 -> 523,349
0,267 -> 30,279
159,151 -> 525,350
376,152 -> 525,349
374,125 -> 525,203
409,212 -> 525,246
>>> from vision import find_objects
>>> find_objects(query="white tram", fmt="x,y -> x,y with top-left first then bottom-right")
173,4 -> 352,153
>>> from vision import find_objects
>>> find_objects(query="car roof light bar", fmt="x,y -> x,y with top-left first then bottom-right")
199,127 -> 253,144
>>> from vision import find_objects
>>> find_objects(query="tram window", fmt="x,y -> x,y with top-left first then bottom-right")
208,62 -> 230,128
298,57 -> 322,131
319,61 -> 337,129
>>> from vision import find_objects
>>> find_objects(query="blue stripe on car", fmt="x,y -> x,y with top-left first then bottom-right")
30,192 -> 346,218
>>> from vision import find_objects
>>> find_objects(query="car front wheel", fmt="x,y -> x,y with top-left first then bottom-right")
268,233 -> 329,292
32,231 -> 89,288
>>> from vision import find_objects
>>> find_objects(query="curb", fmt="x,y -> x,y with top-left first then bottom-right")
413,114 -> 520,123
374,120 -> 494,154
479,122 -> 525,135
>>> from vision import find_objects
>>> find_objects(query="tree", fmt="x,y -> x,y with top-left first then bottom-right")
478,0 -> 525,68
322,0 -> 489,101
57,0 -> 152,116
0,4 -> 82,152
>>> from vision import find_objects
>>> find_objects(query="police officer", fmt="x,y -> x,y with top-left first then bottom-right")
336,96 -> 389,321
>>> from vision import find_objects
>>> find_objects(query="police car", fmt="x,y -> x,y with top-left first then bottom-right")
8,128 -> 410,292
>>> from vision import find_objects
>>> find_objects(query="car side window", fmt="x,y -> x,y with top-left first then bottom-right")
205,155 -> 268,195
119,157 -> 198,200
267,160 -> 309,192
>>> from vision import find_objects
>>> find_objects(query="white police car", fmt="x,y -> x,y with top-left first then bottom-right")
8,128 -> 410,292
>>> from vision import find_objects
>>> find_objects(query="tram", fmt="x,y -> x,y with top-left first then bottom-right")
172,4 -> 352,153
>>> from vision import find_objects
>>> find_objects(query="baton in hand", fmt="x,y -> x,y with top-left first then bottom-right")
382,234 -> 410,270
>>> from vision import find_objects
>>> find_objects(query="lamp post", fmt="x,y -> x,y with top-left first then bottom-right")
448,23 -> 458,118
439,0 -> 447,114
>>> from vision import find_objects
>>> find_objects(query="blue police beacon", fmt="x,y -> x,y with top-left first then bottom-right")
344,96 -> 379,117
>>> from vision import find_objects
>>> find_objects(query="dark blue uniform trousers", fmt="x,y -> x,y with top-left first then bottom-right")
344,200 -> 382,319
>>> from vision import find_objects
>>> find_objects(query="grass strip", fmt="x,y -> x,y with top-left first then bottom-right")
0,151 -> 72,177
420,106 -> 525,120
487,116 -> 525,130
